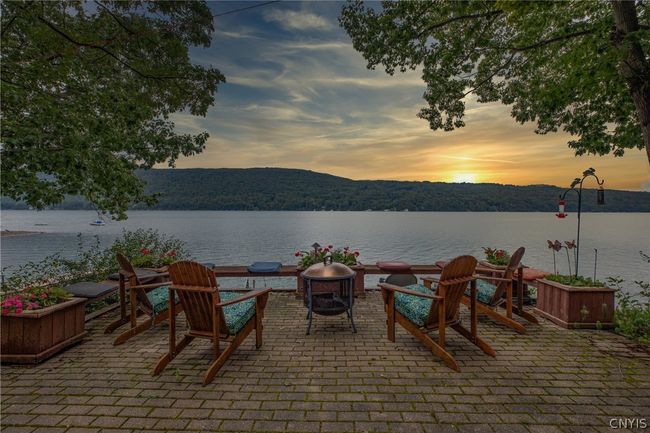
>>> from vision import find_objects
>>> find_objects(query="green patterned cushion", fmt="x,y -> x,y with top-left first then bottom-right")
465,279 -> 497,305
394,284 -> 435,327
219,291 -> 256,335
147,285 -> 173,315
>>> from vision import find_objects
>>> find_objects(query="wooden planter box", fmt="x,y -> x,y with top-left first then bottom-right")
296,265 -> 365,298
1,297 -> 88,364
534,278 -> 615,329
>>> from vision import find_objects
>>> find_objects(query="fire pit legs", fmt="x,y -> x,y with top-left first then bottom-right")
347,304 -> 357,333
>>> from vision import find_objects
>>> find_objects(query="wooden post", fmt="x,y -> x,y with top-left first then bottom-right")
470,279 -> 477,340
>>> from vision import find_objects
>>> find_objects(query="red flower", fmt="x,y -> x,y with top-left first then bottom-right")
294,251 -> 302,257
140,248 -> 151,255
2,308 -> 9,316
495,250 -> 505,258
328,245 -> 333,249
353,251 -> 360,257
167,250 -> 177,257
40,293 -> 48,299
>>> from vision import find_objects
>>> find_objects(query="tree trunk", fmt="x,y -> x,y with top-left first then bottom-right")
611,0 -> 650,164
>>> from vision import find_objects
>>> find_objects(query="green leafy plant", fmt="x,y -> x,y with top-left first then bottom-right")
110,229 -> 188,268
544,274 -> 604,287
1,229 -> 189,314
295,244 -> 360,268
482,247 -> 510,266
606,252 -> 650,344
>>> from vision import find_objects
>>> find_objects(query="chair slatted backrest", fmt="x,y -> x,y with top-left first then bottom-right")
116,252 -> 152,310
168,261 -> 227,334
426,255 -> 477,326
488,247 -> 525,304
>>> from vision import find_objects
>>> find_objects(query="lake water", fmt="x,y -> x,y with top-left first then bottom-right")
1,210 -> 648,293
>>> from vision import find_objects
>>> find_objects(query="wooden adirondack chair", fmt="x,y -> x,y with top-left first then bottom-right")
459,247 -> 538,334
112,253 -> 183,346
380,255 -> 495,372
153,261 -> 271,385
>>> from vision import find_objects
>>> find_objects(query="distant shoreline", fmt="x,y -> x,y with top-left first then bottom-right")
0,230 -> 43,237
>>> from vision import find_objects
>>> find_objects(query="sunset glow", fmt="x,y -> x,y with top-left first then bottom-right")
452,173 -> 477,184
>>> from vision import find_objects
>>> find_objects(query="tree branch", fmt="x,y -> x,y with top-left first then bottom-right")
463,52 -> 516,97
1,14 -> 17,37
509,28 -> 595,52
417,10 -> 503,38
36,15 -> 181,80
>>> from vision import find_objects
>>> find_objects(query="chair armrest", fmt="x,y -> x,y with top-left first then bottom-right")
476,275 -> 512,283
131,281 -> 170,290
215,288 -> 272,307
379,283 -> 442,301
475,266 -> 506,275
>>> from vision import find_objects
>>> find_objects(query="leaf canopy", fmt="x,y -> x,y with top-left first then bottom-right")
1,0 -> 225,219
340,0 -> 649,159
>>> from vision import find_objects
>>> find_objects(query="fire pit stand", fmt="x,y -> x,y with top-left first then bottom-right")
301,259 -> 357,335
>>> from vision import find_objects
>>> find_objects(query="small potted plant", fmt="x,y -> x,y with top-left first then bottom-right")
481,247 -> 511,269
1,285 -> 87,363
535,240 -> 615,329
295,244 -> 364,297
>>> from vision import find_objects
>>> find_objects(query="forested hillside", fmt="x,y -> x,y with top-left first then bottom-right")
2,168 -> 649,212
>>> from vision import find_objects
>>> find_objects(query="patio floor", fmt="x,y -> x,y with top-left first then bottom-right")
2,292 -> 649,433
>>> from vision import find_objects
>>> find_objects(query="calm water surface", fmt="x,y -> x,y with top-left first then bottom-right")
1,211 -> 648,292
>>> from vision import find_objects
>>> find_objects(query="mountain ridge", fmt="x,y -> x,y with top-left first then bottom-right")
2,168 -> 649,212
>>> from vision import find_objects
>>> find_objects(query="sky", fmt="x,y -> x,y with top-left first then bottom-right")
169,1 -> 650,191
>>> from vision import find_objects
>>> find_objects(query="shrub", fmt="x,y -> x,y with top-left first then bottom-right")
606,252 -> 650,344
1,229 -> 189,314
109,228 -> 189,268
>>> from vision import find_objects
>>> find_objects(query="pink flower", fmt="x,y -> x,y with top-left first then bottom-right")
353,251 -> 360,257
40,293 -> 48,299
2,308 -> 9,316
167,251 -> 177,257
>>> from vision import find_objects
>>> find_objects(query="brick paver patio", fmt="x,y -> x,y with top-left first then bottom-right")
2,292 -> 649,433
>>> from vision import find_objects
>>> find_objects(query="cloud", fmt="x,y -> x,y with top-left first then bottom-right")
168,2 -> 650,191
264,9 -> 333,31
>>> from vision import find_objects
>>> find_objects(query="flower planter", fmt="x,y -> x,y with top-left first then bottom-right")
296,265 -> 365,298
534,278 -> 615,329
1,297 -> 87,364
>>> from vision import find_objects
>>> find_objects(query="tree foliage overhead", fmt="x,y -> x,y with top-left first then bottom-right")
1,0 -> 225,219
340,0 -> 650,163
